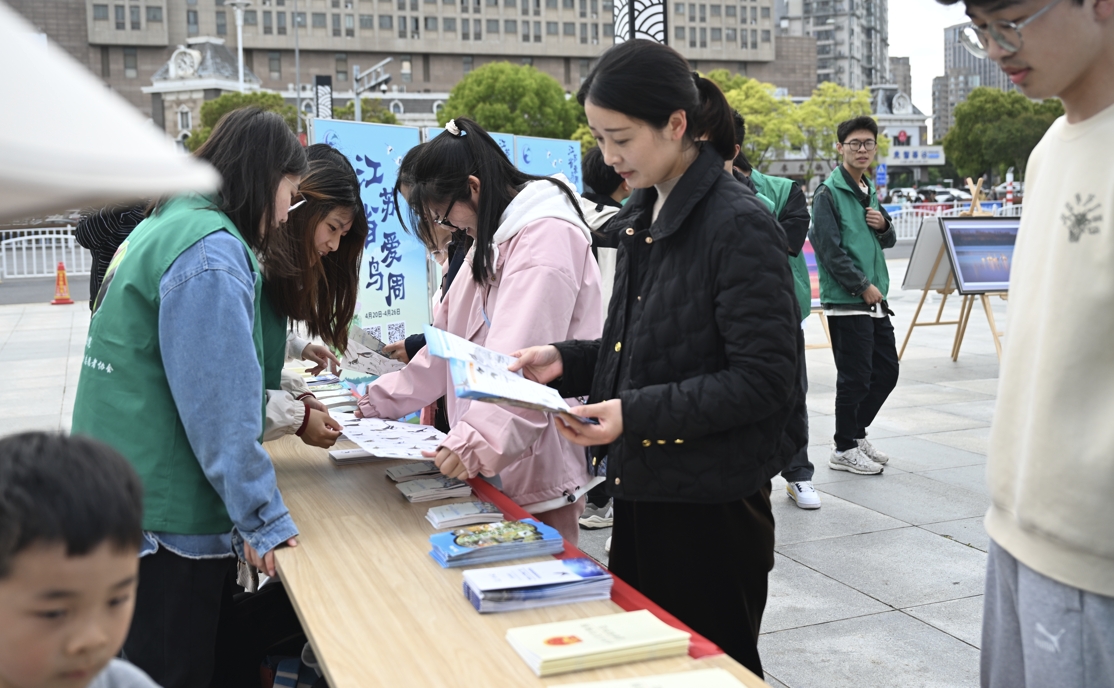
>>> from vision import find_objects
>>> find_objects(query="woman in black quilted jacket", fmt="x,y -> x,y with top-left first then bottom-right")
510,39 -> 804,678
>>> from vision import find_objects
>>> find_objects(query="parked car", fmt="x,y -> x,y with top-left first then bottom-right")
934,189 -> 974,203
886,187 -> 924,204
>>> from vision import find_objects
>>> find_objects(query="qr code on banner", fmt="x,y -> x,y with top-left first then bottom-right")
386,321 -> 407,344
364,325 -> 383,342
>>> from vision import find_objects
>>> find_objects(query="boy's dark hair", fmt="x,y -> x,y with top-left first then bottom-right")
935,0 -> 1081,5
732,109 -> 753,173
0,433 -> 143,579
583,146 -> 624,197
837,116 -> 879,143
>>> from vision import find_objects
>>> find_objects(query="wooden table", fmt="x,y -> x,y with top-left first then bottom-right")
267,435 -> 771,687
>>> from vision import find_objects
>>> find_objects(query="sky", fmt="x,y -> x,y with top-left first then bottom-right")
887,2 -> 972,119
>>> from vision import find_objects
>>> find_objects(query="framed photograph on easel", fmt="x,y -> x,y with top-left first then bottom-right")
939,217 -> 1020,294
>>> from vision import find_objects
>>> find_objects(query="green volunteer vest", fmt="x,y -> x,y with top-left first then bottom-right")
259,290 -> 288,391
71,194 -> 266,535
752,170 -> 811,320
815,167 -> 890,306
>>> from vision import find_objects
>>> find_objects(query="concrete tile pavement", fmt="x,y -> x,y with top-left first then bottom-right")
0,257 -> 1004,687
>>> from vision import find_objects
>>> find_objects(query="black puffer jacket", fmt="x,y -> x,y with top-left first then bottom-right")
554,145 -> 805,503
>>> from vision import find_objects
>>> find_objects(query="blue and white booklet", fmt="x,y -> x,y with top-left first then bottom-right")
423,325 -> 598,424
429,519 -> 565,568
463,557 -> 612,613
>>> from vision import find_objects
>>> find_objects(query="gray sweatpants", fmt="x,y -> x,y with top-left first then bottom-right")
982,539 -> 1114,688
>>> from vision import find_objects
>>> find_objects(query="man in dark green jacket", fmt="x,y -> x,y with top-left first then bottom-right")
808,116 -> 899,476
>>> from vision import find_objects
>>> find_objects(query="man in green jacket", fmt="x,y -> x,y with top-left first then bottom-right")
808,115 -> 899,476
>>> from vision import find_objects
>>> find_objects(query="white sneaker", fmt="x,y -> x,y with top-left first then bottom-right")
829,447 -> 884,475
604,536 -> 612,554
857,438 -> 890,465
786,481 -> 821,509
579,500 -> 614,529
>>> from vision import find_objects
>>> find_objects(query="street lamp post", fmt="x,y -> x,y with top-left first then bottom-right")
227,1 -> 251,93
352,58 -> 393,123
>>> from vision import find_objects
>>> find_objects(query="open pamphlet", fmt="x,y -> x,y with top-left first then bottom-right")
328,413 -> 447,464
462,557 -> 612,613
396,476 -> 472,503
426,501 -> 504,529
423,325 -> 598,425
429,519 -> 565,568
341,325 -> 406,377
560,669 -> 747,688
505,609 -> 691,677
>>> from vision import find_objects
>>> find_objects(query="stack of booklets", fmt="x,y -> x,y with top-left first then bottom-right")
396,476 -> 472,503
462,557 -> 612,613
428,519 -> 565,568
560,669 -> 747,688
505,610 -> 691,677
423,325 -> 597,424
328,414 -> 448,464
426,501 -> 504,529
385,460 -> 442,482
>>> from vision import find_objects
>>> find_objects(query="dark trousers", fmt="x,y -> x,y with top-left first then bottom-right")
828,314 -> 899,451
781,340 -> 814,482
609,485 -> 775,678
124,548 -> 305,688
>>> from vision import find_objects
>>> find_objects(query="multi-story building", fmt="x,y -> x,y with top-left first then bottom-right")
13,0 -> 816,129
931,21 -> 1016,142
888,55 -> 909,98
775,0 -> 888,90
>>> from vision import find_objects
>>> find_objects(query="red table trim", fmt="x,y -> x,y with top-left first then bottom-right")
467,478 -> 724,659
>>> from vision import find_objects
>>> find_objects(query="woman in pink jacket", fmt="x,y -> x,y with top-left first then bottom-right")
355,118 -> 603,545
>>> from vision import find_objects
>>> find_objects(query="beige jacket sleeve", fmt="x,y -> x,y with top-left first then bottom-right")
263,389 -> 306,441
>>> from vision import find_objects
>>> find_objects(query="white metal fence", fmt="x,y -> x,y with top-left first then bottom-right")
0,227 -> 93,279
889,204 -> 1023,241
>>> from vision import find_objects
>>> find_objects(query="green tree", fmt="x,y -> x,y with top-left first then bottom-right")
944,88 -> 1062,180
704,69 -> 749,94
792,82 -> 882,188
723,79 -> 803,169
186,91 -> 297,152
437,62 -> 579,138
333,97 -> 399,125
570,123 -> 596,158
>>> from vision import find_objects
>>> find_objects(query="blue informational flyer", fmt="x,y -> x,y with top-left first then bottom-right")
311,119 -> 430,389
423,127 -> 515,160
514,136 -> 584,192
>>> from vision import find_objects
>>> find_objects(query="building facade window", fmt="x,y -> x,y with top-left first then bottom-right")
443,16 -> 455,30
674,25 -> 684,39
534,20 -> 541,41
335,53 -> 348,81
578,57 -> 589,83
277,11 -> 287,34
93,4 -> 109,20
360,14 -> 373,28
711,27 -> 720,40
562,21 -> 573,34
216,10 -> 227,33
674,2 -> 683,12
546,21 -> 557,34
699,3 -> 705,21
390,100 -> 403,114
115,5 -> 125,30
379,14 -> 392,28
579,21 -> 586,43
710,4 -> 719,16
400,54 -> 412,81
522,21 -> 529,40
699,26 -> 706,46
725,27 -> 735,41
431,16 -> 444,30
313,12 -> 327,26
760,5 -> 769,17
761,28 -> 770,41
398,15 -> 407,37
244,9 -> 256,24
178,107 -> 192,132
463,55 -> 473,74
269,51 -> 281,79
123,47 -> 138,78
471,16 -> 480,38
263,11 -> 273,33
345,13 -> 354,35
100,46 -> 110,77
689,26 -> 695,47
333,13 -> 342,35
505,19 -> 517,33
461,17 -> 469,38
129,5 -> 141,29
294,11 -> 305,27
187,9 -> 199,34
579,0 -> 586,17
603,21 -> 612,36
724,4 -> 734,16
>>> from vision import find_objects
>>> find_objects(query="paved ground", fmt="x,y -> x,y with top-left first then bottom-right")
0,254 -> 1001,687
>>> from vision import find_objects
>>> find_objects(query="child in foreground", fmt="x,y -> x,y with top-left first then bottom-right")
0,432 -> 159,688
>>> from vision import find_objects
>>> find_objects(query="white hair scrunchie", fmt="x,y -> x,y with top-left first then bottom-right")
445,119 -> 465,136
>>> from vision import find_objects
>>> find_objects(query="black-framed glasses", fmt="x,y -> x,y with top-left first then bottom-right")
959,0 -> 1063,58
288,193 -> 307,212
842,139 -> 877,152
432,198 -> 464,232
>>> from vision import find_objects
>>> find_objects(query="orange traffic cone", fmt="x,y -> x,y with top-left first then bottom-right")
51,262 -> 74,305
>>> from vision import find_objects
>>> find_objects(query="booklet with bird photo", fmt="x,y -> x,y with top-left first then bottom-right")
428,519 -> 565,568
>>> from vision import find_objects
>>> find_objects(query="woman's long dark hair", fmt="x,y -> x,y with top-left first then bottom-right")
179,107 -> 308,253
393,117 -> 586,284
577,40 -> 733,155
265,144 -> 368,353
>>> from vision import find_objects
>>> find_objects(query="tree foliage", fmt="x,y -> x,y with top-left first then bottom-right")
723,80 -> 803,169
186,91 -> 297,152
943,88 -> 1062,180
570,123 -> 596,158
333,97 -> 399,125
437,62 -> 579,138
704,69 -> 749,94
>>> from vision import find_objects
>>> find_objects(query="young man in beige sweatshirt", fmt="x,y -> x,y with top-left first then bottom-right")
935,0 -> 1114,686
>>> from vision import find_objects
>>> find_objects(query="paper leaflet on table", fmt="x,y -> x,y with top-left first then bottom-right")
331,411 -> 446,460
423,325 -> 599,425
342,325 -> 405,377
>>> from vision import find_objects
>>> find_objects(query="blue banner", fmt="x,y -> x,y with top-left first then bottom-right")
514,136 -> 583,192
312,119 -> 429,387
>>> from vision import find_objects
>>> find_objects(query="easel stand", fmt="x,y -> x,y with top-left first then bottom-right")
898,245 -> 962,360
807,308 -> 831,350
951,291 -> 1007,361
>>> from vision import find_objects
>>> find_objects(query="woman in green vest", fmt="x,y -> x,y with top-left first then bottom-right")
71,107 -> 308,688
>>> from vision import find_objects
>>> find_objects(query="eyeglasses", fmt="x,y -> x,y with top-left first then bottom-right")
959,0 -> 1063,59
432,198 -> 464,233
841,139 -> 877,152
288,193 -> 307,212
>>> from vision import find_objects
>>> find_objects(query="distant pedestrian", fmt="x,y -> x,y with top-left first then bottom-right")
75,202 -> 146,309
808,115 -> 898,475
935,1 -> 1114,687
